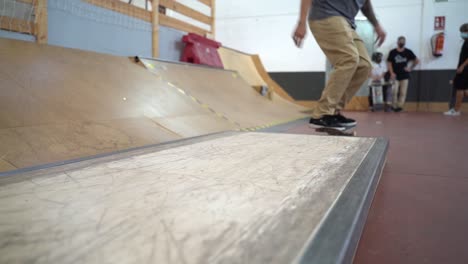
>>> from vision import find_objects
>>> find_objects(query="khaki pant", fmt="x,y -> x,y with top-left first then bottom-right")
309,17 -> 372,118
392,79 -> 409,108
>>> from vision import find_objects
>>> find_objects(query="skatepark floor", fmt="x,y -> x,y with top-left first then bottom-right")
269,111 -> 468,264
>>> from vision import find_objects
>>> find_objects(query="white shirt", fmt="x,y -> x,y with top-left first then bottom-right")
369,62 -> 387,85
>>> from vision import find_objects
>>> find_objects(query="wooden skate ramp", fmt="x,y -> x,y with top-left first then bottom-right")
218,46 -> 297,103
0,38 -> 237,172
139,58 -> 307,129
0,132 -> 388,264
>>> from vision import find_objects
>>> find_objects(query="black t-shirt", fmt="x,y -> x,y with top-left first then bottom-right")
457,40 -> 468,68
454,40 -> 468,88
387,48 -> 417,80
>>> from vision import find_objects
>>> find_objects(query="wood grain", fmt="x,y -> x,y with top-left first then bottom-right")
140,58 -> 307,129
34,0 -> 47,43
0,17 -> 35,35
159,13 -> 208,36
218,47 -> 297,103
0,39 -> 236,172
152,0 -> 160,58
0,132 -> 376,264
160,0 -> 212,25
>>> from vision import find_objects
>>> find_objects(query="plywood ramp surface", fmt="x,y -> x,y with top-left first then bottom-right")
0,39 -> 236,172
218,47 -> 297,103
0,132 -> 376,264
140,58 -> 308,129
218,47 -> 267,87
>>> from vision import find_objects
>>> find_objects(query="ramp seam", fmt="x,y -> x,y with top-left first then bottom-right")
140,59 -> 242,128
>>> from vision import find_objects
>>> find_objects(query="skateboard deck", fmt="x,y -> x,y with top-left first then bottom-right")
315,127 -> 357,137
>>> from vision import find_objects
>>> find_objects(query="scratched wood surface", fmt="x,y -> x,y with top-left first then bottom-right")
0,38 -> 237,172
139,59 -> 308,129
0,132 -> 375,264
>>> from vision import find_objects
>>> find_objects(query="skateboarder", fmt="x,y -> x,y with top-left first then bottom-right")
293,0 -> 386,131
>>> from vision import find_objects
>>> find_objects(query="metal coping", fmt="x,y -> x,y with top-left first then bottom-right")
0,118 -> 309,178
219,45 -> 256,56
296,137 -> 389,264
0,131 -> 237,179
0,126 -> 389,264
258,118 -> 310,133
135,56 -> 237,73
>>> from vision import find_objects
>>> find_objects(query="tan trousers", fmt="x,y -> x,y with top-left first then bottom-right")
309,16 -> 372,118
392,79 -> 409,108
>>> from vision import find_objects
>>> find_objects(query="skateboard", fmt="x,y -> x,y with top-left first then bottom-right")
315,127 -> 357,137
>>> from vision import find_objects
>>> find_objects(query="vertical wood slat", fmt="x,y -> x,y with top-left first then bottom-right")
35,0 -> 48,44
210,0 -> 215,36
152,0 -> 160,58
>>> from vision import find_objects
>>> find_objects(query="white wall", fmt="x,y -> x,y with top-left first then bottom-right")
369,1 -> 422,65
216,0 -> 324,72
216,0 -> 467,72
373,0 -> 468,70
419,0 -> 468,70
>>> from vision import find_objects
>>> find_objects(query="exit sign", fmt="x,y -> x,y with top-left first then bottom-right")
434,16 -> 446,30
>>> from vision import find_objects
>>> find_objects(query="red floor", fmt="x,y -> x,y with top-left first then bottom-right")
283,111 -> 468,264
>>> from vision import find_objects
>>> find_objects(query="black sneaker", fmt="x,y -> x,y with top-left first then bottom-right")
393,107 -> 403,112
334,113 -> 357,127
309,115 -> 346,131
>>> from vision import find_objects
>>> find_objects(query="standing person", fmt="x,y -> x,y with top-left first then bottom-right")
387,36 -> 420,112
293,0 -> 386,130
368,52 -> 392,111
445,23 -> 468,116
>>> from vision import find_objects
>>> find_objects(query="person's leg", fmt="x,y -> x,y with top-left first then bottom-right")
454,90 -> 464,112
336,31 -> 372,111
383,84 -> 392,110
397,79 -> 409,109
462,89 -> 468,111
382,85 -> 388,111
392,81 -> 400,108
382,85 -> 387,103
368,86 -> 373,110
449,85 -> 457,109
308,17 -> 360,119
465,90 -> 468,106
386,84 -> 393,111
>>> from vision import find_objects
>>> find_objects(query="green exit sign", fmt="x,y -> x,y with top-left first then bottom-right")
435,0 -> 448,2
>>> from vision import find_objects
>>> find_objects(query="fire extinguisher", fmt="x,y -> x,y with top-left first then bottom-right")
431,32 -> 445,57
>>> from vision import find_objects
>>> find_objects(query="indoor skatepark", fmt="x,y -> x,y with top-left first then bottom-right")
1,0 -> 467,263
